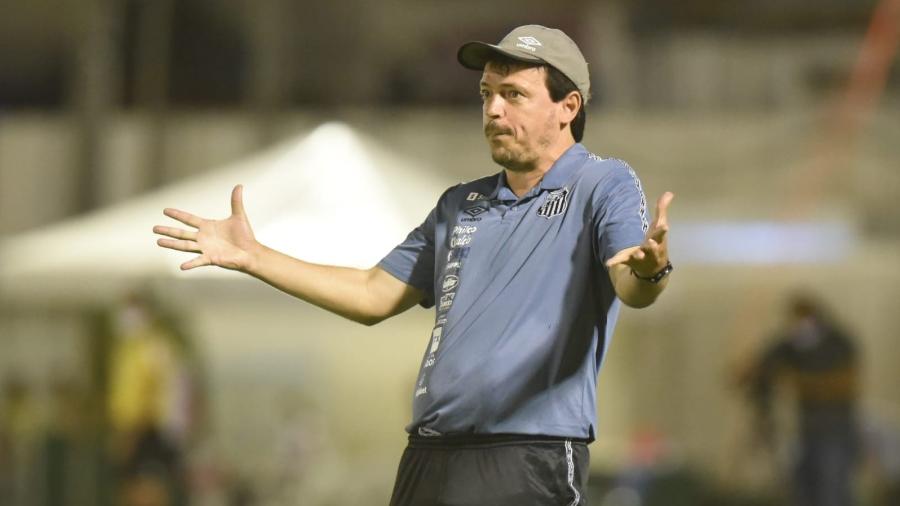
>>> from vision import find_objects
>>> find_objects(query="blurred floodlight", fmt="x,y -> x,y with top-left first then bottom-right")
670,221 -> 856,264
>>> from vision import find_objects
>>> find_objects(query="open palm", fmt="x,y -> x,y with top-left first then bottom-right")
605,191 -> 674,276
153,185 -> 259,271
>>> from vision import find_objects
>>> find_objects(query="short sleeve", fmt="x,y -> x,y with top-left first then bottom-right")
377,207 -> 437,308
593,161 -> 650,264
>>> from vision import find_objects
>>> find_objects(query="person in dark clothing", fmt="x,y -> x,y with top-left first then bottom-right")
746,293 -> 861,506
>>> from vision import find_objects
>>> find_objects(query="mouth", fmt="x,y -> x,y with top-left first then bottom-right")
485,123 -> 513,139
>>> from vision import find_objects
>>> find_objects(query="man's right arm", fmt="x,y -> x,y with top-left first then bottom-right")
154,184 -> 425,325
246,245 -> 425,325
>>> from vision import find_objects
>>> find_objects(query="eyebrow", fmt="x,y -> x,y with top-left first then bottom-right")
479,81 -> 525,90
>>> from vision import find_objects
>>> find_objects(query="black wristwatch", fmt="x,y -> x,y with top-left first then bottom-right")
631,261 -> 673,284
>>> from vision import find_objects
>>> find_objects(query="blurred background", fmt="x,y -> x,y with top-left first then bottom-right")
1,0 -> 899,505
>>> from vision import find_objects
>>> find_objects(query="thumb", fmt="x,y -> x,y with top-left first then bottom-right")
231,184 -> 246,217
605,249 -> 634,268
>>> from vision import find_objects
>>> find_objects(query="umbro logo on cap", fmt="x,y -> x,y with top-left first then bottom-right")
516,36 -> 542,51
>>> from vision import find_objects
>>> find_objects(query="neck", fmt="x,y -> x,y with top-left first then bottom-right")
505,138 -> 576,198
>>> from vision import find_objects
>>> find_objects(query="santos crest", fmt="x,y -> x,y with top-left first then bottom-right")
537,188 -> 570,219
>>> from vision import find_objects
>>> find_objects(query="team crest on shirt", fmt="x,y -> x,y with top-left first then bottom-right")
537,187 -> 570,219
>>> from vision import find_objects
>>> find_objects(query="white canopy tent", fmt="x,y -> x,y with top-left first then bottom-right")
0,122 -> 455,303
0,123 -> 456,496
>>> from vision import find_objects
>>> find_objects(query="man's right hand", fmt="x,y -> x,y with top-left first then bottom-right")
153,184 -> 424,325
153,184 -> 260,272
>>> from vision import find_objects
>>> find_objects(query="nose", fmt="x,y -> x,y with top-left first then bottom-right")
483,94 -> 504,119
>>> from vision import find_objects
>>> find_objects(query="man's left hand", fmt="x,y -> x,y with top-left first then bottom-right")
606,192 -> 674,277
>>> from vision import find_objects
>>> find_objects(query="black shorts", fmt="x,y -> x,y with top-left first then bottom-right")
389,434 -> 589,506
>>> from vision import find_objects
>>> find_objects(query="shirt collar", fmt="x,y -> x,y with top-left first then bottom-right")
540,143 -> 586,190
488,143 -> 587,201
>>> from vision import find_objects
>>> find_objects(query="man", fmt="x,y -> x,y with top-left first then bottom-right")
155,24 -> 674,505
742,294 -> 860,506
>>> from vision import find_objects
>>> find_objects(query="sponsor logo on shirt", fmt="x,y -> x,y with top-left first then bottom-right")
447,248 -> 470,262
466,192 -> 485,201
439,293 -> 455,311
452,225 -> 478,235
415,386 -> 428,397
537,187 -> 570,219
442,275 -> 459,292
450,235 -> 472,248
430,326 -> 443,353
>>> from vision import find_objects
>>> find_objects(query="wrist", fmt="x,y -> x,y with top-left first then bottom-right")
631,260 -> 673,284
242,241 -> 266,274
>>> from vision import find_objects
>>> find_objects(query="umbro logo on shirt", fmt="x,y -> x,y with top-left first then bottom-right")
463,206 -> 488,217
537,188 -> 570,219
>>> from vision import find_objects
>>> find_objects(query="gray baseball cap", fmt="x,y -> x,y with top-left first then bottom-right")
457,24 -> 591,103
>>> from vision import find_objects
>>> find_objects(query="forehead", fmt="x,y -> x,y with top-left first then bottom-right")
479,61 -> 547,88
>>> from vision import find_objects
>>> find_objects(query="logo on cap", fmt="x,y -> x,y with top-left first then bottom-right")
516,36 -> 542,52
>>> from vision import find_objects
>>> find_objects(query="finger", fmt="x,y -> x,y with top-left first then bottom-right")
231,184 -> 245,217
649,224 -> 668,244
157,238 -> 202,253
163,208 -> 203,228
152,225 -> 197,241
180,256 -> 210,270
653,192 -> 675,227
605,249 -> 634,267
638,240 -> 663,263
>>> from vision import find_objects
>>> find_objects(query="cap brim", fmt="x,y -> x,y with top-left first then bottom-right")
457,41 -> 543,70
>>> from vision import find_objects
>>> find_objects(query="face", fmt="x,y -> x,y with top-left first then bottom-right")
480,62 -> 563,172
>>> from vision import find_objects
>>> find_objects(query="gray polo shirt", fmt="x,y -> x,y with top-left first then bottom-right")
378,143 -> 649,440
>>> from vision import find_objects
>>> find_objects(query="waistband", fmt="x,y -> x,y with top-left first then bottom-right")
407,432 -> 590,449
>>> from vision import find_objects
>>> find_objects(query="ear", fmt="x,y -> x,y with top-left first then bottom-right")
559,91 -> 581,128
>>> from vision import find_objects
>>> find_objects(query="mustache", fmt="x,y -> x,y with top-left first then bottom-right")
484,123 -> 513,137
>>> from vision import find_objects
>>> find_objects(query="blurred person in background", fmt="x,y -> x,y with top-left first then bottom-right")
40,377 -> 91,506
0,377 -> 40,505
742,293 -> 861,506
154,24 -> 674,505
0,380 -> 16,504
861,415 -> 900,506
108,291 -> 203,506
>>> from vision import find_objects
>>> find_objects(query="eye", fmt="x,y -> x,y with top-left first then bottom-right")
505,89 -> 522,100
479,89 -> 490,101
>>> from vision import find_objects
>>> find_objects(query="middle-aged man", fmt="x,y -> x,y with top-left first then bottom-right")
155,24 -> 674,506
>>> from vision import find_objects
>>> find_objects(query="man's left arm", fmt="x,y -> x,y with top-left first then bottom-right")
606,192 -> 674,308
